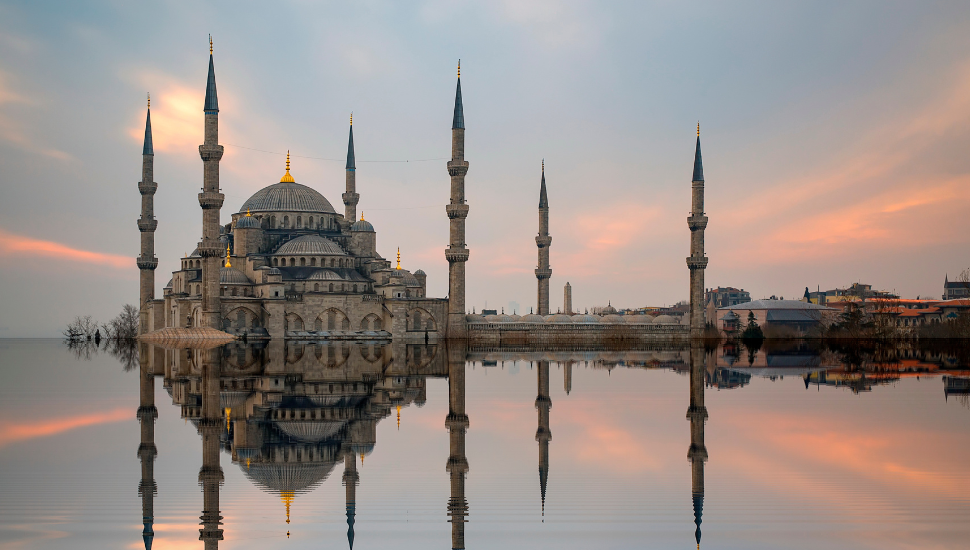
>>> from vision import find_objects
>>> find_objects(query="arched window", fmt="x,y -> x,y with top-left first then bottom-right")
353,284 -> 357,292
283,215 -> 289,228
196,260 -> 201,268
329,258 -> 335,267
310,258 -> 316,266
231,287 -> 237,296
296,216 -> 302,228
271,215 -> 276,228
300,257 -> 306,266
290,258 -> 295,267
273,258 -> 278,266
220,287 -> 225,296
308,216 -> 313,228
314,283 -> 319,291
329,283 -> 334,292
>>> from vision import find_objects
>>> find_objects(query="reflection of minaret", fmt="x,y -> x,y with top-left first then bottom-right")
535,162 -> 552,315
686,345 -> 708,548
136,344 -> 157,549
445,344 -> 469,549
136,97 -> 158,334
563,360 -> 573,395
342,453 -> 359,549
446,62 -> 470,338
198,348 -> 224,549
199,37 -> 226,329
687,124 -> 708,338
535,360 -> 552,517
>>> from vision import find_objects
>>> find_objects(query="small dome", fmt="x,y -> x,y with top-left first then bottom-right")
484,314 -> 502,323
466,314 -> 486,323
521,314 -> 544,323
508,314 -> 521,321
267,267 -> 282,275
601,314 -> 626,324
220,267 -> 250,284
545,314 -> 573,324
164,278 -> 173,289
276,234 -> 346,256
235,215 -> 260,229
351,219 -> 374,232
653,314 -> 677,324
495,314 -> 514,323
414,269 -> 426,276
625,315 -> 649,324
571,314 -> 600,324
239,181 -> 336,214
307,269 -> 342,281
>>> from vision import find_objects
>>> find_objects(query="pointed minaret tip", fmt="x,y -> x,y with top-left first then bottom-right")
452,61 -> 465,130
539,159 -> 549,208
692,122 -> 704,183
346,117 -> 356,171
143,95 -> 154,156
203,36 -> 219,113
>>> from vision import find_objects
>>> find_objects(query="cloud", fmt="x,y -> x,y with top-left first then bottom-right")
0,228 -> 132,269
0,408 -> 130,448
0,68 -> 73,160
127,75 -> 204,156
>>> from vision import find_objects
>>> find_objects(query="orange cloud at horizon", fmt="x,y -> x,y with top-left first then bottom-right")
0,228 -> 132,269
0,408 -> 131,448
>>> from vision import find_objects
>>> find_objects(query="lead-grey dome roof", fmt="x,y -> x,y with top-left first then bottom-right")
239,181 -> 336,214
220,267 -> 251,284
351,219 -> 374,232
276,235 -> 346,256
307,269 -> 342,280
235,215 -> 261,229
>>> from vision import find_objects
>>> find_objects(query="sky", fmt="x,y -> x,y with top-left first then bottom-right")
1,1 -> 970,336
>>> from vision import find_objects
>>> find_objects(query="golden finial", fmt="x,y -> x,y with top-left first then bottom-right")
360,452 -> 365,464
280,150 -> 295,183
396,247 -> 401,270
147,92 -> 150,109
457,59 -> 461,77
246,208 -> 251,217
360,212 -> 364,221
225,244 -> 231,267
397,404 -> 401,430
350,112 -> 353,126
224,407 -> 231,431
697,121 -> 700,137
280,491 -> 294,524
542,159 -> 544,173
246,457 -> 250,470
209,34 -> 213,55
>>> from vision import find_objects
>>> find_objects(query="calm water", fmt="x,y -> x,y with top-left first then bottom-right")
1,339 -> 968,549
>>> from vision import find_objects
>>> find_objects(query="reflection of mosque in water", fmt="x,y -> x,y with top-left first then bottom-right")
135,342 -> 718,549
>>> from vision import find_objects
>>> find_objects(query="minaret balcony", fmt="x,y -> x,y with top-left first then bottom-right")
198,192 -> 225,210
686,256 -> 709,270
197,241 -> 224,258
136,256 -> 158,270
447,160 -> 469,176
535,235 -> 552,247
535,268 -> 552,279
137,181 -> 157,195
687,216 -> 708,230
445,248 -> 469,263
137,218 -> 158,232
342,192 -> 359,204
198,144 -> 224,161
446,204 -> 469,219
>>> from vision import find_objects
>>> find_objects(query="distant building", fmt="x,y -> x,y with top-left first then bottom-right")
705,287 -> 751,308
943,275 -> 969,300
718,299 -> 838,337
803,283 -> 898,305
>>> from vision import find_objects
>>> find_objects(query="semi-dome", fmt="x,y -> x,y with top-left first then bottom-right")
220,267 -> 250,284
307,269 -> 342,280
235,214 -> 260,229
240,181 -> 336,214
351,218 -> 374,232
276,235 -> 346,256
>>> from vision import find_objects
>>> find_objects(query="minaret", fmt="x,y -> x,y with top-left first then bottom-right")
686,345 -> 708,548
198,36 -> 226,330
563,360 -> 573,395
198,348 -> 224,549
687,123 -> 709,338
445,343 -> 469,549
563,282 -> 572,316
446,61 -> 470,338
535,161 -> 552,315
137,94 -> 158,334
536,360 -> 552,518
343,113 -> 359,222
342,453 -> 358,549
136,344 -> 157,550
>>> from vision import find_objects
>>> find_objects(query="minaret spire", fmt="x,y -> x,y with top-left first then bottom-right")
535,160 -> 552,315
136,95 -> 158,334
198,37 -> 226,330
445,343 -> 470,549
536,360 -> 552,520
687,123 -> 709,337
343,113 -> 359,222
137,346 -> 158,550
687,345 -> 708,549
342,454 -> 359,549
446,61 -> 470,336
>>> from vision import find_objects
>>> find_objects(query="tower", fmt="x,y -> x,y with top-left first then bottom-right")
535,360 -> 552,518
446,62 -> 470,338
198,37 -> 226,330
136,95 -> 158,334
445,342 -> 469,549
535,161 -> 552,315
342,453 -> 359,549
136,344 -> 158,550
343,114 -> 359,222
198,348 -> 224,549
563,282 -> 572,316
687,124 -> 709,337
686,345 -> 708,549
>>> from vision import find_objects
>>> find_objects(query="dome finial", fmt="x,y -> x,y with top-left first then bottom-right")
697,121 -> 700,137
280,151 -> 295,183
246,208 -> 251,217
209,34 -> 213,55
225,244 -> 231,267
280,491 -> 294,525
397,404 -> 401,430
360,212 -> 364,221
396,247 -> 401,270
457,59 -> 460,77
147,92 -> 150,109
350,112 -> 353,126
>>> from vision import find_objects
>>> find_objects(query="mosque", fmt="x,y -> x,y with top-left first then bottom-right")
136,39 -> 707,342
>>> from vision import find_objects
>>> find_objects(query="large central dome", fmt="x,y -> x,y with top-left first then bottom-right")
240,181 -> 337,214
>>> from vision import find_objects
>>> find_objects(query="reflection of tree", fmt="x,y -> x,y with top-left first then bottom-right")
63,337 -> 138,371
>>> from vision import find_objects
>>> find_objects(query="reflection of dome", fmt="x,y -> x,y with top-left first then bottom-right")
521,314 -> 544,323
240,181 -> 336,214
351,219 -> 374,232
307,269 -> 342,280
276,420 -> 346,442
545,314 -> 573,324
276,235 -> 346,256
243,461 -> 337,494
220,267 -> 250,284
236,215 -> 261,229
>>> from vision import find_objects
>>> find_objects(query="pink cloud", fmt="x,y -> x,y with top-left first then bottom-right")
0,408 -> 131,448
0,228 -> 131,269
